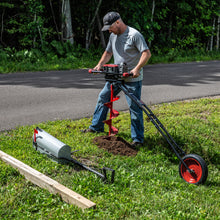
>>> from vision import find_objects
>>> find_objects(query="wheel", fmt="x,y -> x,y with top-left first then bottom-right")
179,154 -> 208,185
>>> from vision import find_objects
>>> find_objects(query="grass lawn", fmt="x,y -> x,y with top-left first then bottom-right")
0,97 -> 219,219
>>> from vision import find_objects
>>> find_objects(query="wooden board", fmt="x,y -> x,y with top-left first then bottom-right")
0,150 -> 96,209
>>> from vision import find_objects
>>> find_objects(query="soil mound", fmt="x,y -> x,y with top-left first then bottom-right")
93,136 -> 138,156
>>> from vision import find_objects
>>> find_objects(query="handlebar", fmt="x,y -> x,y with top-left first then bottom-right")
88,69 -> 103,74
88,69 -> 133,78
122,72 -> 133,77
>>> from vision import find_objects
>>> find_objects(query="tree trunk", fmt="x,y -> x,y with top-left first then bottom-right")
149,0 -> 155,48
49,0 -> 60,41
37,18 -> 43,47
96,13 -> 106,49
0,8 -> 6,47
85,0 -> 102,49
216,16 -> 220,50
33,13 -> 37,48
210,17 -> 215,51
168,14 -> 173,40
61,0 -> 74,44
151,0 -> 155,22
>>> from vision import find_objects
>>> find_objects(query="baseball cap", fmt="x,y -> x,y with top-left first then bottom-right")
101,12 -> 121,31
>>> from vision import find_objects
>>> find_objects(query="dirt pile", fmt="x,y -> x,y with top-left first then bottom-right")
93,136 -> 138,156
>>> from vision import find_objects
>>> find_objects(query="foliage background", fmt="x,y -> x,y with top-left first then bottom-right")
0,0 -> 220,53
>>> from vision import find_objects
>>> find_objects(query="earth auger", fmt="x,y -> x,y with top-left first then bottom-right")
89,63 -> 208,185
103,83 -> 120,136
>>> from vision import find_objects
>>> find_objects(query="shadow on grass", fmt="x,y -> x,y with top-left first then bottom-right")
119,132 -> 220,170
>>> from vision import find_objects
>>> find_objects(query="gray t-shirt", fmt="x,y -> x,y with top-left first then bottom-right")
106,26 -> 149,82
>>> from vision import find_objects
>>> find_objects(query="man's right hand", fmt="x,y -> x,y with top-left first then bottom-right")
93,51 -> 113,72
93,63 -> 103,71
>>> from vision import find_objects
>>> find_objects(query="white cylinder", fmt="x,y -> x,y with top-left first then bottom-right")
33,127 -> 72,161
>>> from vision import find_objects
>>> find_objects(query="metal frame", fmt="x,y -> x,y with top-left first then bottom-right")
118,82 -> 192,173
90,67 -> 193,173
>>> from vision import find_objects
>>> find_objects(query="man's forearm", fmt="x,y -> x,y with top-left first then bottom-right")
95,51 -> 113,70
135,49 -> 151,71
131,49 -> 151,77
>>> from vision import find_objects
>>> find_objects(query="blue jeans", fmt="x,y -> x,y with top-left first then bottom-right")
89,81 -> 144,143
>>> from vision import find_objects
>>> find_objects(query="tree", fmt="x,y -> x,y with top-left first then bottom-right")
85,0 -> 103,49
0,0 -> 219,53
217,15 -> 220,50
19,0 -> 46,48
0,2 -> 14,47
61,0 -> 74,44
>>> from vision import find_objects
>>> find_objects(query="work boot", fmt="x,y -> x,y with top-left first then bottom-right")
131,141 -> 143,149
81,128 -> 96,133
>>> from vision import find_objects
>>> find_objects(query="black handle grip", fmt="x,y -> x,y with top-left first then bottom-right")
88,69 -> 103,74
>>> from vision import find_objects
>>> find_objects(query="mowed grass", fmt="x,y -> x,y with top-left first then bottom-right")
0,97 -> 219,219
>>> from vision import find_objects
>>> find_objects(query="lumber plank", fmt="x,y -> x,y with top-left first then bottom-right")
0,150 -> 96,209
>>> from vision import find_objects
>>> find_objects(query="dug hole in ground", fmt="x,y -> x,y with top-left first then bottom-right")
93,136 -> 138,156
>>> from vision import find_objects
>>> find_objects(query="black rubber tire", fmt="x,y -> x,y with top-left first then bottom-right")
179,154 -> 208,185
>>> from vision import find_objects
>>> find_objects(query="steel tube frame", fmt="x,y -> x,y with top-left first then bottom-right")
117,82 -> 192,173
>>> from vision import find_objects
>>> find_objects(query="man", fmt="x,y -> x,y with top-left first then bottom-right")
83,12 -> 151,147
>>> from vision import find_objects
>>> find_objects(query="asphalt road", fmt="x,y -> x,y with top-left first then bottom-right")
0,60 -> 220,131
